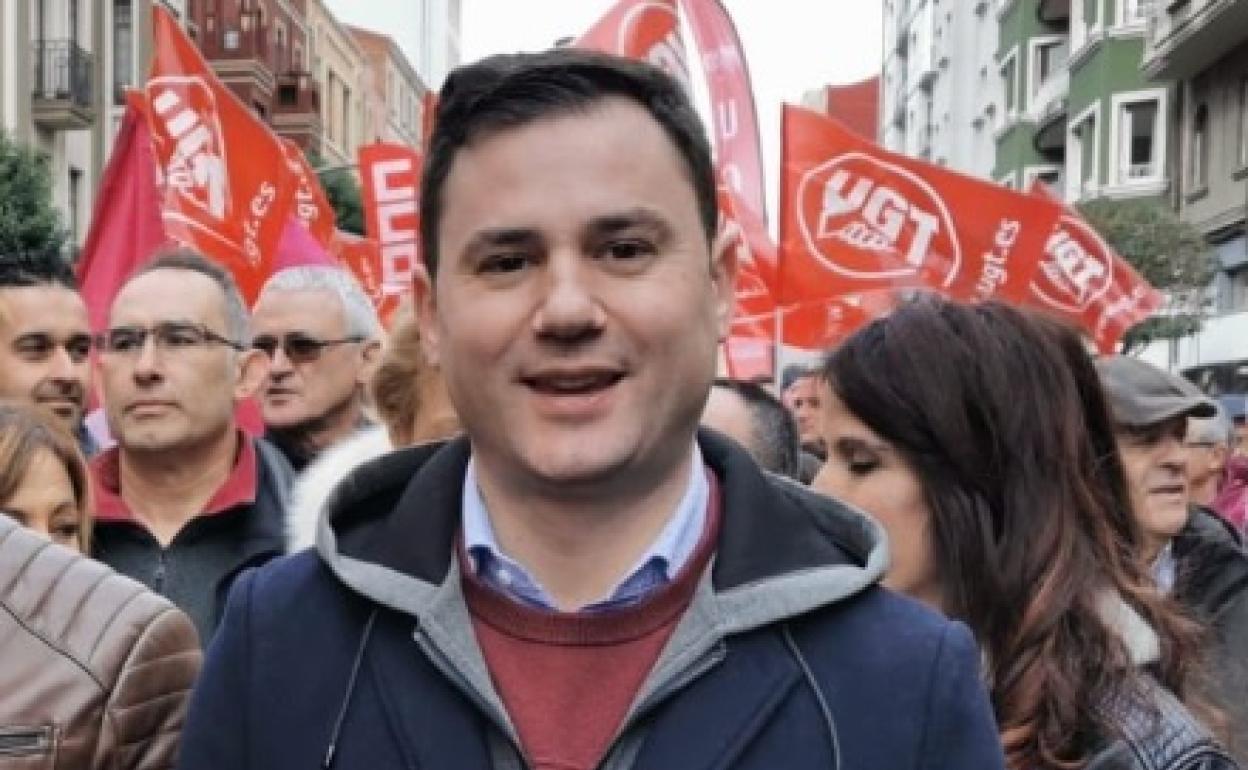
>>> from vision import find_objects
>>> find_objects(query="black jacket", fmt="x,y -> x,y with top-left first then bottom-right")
1174,507 -> 1248,763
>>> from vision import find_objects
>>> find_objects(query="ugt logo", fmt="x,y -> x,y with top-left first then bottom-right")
797,152 -> 960,286
147,77 -> 230,223
1031,215 -> 1113,313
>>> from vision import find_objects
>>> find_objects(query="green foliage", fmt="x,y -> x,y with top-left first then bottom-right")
305,148 -> 364,236
1075,197 -> 1216,353
0,131 -> 67,255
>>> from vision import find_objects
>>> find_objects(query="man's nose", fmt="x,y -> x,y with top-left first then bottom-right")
532,255 -> 604,342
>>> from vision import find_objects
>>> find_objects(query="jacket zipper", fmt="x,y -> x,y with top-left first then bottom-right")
0,726 -> 52,756
153,549 -> 167,593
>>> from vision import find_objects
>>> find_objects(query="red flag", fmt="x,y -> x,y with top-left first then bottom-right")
77,92 -> 171,332
358,142 -> 426,295
723,337 -> 772,381
145,6 -> 297,304
576,0 -> 691,90
779,106 -> 1063,307
281,139 -> 336,247
780,293 -> 899,352
331,230 -> 403,326
1027,182 -> 1163,352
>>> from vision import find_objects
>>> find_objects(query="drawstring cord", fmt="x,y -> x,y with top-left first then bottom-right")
322,609 -> 379,769
782,623 -> 841,770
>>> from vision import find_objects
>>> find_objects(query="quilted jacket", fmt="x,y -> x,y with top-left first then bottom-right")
0,517 -> 201,769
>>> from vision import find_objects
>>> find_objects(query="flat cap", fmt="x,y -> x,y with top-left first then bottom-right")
1095,355 -> 1216,428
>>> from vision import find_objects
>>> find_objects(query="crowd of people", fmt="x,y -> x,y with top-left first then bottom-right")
2,47 -> 1247,770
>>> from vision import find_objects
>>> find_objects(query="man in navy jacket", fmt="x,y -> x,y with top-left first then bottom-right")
178,48 -> 1005,769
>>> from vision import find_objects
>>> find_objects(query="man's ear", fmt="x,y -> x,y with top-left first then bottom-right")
709,221 -> 741,342
413,267 -> 440,367
357,338 -> 384,385
234,349 -> 270,400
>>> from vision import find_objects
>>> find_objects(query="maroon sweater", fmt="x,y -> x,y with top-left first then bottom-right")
462,480 -> 722,770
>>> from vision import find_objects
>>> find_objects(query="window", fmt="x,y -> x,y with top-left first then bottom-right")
1085,0 -> 1100,25
1120,0 -> 1154,25
224,29 -> 240,49
113,0 -> 133,105
1118,98 -> 1160,183
1239,77 -> 1248,168
1190,103 -> 1208,191
1030,38 -> 1067,102
68,168 -> 82,245
1000,51 -> 1018,114
1070,108 -> 1100,196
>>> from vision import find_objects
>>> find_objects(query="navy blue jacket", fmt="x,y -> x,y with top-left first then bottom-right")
179,432 -> 1005,769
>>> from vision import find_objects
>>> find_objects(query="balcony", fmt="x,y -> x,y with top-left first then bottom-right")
271,71 -> 322,150
1143,0 -> 1248,79
32,40 -> 95,130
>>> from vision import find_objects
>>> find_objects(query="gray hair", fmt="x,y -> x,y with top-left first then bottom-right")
1188,406 -> 1233,447
137,249 -> 251,345
257,266 -> 381,339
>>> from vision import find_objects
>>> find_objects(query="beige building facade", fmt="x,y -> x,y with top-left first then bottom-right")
307,0 -> 365,167
349,25 -> 425,149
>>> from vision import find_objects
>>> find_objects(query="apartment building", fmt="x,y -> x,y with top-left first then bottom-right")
412,0 -> 460,90
350,25 -> 426,149
0,0 -> 189,250
993,0 -> 1168,202
1136,0 -> 1248,381
306,0 -> 364,166
187,0 -> 321,151
880,0 -> 1000,177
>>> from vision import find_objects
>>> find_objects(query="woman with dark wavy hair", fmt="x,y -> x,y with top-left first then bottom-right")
815,296 -> 1234,770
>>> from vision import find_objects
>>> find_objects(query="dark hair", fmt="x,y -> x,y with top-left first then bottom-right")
421,47 -> 717,277
130,248 -> 250,344
0,250 -> 77,291
711,377 -> 801,480
822,296 -> 1205,768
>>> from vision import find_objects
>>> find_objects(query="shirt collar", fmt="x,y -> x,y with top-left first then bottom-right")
92,431 -> 258,525
461,443 -> 709,610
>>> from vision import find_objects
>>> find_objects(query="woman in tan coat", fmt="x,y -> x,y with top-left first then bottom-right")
0,404 -> 201,769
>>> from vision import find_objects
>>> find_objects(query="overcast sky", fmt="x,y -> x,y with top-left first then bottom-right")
326,0 -> 883,226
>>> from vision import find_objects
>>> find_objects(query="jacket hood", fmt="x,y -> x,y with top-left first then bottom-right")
314,429 -> 888,634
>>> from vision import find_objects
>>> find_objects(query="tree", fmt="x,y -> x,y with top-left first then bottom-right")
0,131 -> 67,255
305,148 -> 364,236
1076,197 -> 1216,353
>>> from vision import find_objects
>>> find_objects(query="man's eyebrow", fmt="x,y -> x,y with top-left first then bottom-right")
583,208 -> 673,239
461,227 -> 543,255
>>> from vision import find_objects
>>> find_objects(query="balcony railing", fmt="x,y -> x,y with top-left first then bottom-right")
31,40 -> 94,130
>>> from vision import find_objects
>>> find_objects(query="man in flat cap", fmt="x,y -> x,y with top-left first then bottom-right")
1097,355 -> 1248,761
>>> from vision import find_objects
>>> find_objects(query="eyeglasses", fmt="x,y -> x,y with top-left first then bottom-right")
97,322 -> 244,356
251,332 -> 365,364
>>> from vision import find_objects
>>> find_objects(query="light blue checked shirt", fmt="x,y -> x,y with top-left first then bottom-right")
462,445 -> 709,612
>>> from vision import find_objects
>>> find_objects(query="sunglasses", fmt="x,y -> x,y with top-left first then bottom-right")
251,332 -> 365,364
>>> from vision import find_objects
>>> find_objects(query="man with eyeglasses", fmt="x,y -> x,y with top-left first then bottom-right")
0,250 -> 97,456
89,250 -> 295,644
249,266 -> 382,472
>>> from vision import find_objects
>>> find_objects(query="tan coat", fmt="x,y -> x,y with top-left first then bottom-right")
0,517 -> 201,769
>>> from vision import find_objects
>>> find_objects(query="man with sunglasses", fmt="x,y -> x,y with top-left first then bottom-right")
0,250 -> 97,455
89,250 -> 295,644
1098,355 -> 1248,760
250,266 -> 382,471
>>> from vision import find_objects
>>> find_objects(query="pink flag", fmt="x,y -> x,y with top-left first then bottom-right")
274,217 -> 337,271
77,92 -> 170,332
